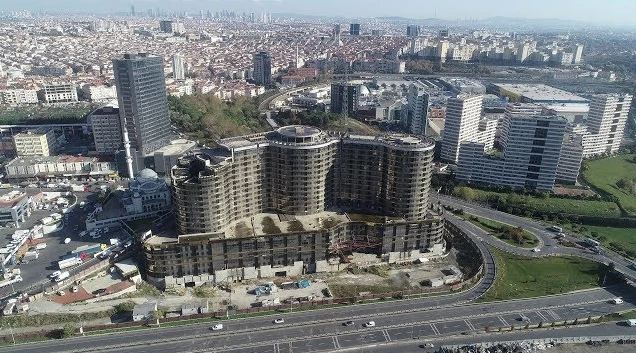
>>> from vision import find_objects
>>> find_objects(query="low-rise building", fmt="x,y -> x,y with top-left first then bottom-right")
4,155 -> 116,182
0,191 -> 31,227
0,89 -> 38,105
40,83 -> 78,103
13,128 -> 59,157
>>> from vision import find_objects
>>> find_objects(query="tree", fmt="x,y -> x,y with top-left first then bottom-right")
114,301 -> 136,314
616,178 -> 631,191
453,186 -> 477,201
61,324 -> 75,338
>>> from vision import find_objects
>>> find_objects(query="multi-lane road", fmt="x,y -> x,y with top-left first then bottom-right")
3,194 -> 635,353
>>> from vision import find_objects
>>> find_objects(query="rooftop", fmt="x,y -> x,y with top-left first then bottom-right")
0,191 -> 26,209
6,155 -> 102,167
495,83 -> 587,103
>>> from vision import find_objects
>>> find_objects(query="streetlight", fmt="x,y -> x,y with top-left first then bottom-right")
7,324 -> 15,345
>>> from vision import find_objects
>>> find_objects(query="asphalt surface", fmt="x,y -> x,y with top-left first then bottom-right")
0,286 -> 633,353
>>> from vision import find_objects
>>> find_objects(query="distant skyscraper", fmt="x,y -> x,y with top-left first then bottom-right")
572,44 -> 584,65
130,5 -> 136,17
406,25 -> 420,37
583,94 -> 633,157
159,20 -> 184,34
349,23 -> 361,36
253,52 -> 272,87
439,29 -> 450,37
440,95 -> 483,163
172,54 -> 185,80
330,83 -> 360,118
113,53 -> 171,155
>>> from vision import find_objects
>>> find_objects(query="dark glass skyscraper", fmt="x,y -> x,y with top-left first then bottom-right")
253,51 -> 272,87
113,53 -> 172,155
349,23 -> 361,35
330,83 -> 360,118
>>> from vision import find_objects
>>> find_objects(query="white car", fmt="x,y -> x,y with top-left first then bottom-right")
57,290 -> 65,296
532,248 -> 541,252
273,318 -> 285,324
49,271 -> 62,279
210,324 -> 223,331
612,298 -> 624,304
64,238 -> 71,244
364,321 -> 376,328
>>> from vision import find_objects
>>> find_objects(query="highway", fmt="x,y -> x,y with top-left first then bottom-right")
3,195 -> 636,353
1,286 -> 632,353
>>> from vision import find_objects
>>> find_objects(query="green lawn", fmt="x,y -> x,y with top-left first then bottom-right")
566,224 -> 636,259
456,213 -> 538,248
480,246 -> 603,301
468,189 -> 621,217
583,154 -> 636,215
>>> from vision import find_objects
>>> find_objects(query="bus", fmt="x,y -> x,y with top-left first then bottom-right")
585,238 -> 600,247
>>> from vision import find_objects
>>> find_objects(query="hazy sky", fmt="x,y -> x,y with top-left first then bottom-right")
0,0 -> 633,25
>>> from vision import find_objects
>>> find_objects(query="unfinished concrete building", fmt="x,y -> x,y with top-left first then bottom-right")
144,126 -> 445,287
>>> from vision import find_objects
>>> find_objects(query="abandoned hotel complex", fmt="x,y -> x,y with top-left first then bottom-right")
143,125 -> 448,287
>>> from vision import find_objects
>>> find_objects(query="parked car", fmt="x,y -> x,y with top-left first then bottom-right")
57,290 -> 65,296
49,271 -> 62,279
71,286 -> 78,293
64,238 -> 71,244
612,298 -> 624,304
93,288 -> 106,297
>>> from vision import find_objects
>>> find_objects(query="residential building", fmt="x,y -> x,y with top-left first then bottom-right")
113,53 -> 172,155
0,89 -> 38,105
90,105 -> 121,154
556,133 -> 584,184
330,83 -> 360,118
403,83 -> 429,135
582,94 -> 633,157
40,83 -> 78,103
440,95 -> 483,163
172,54 -> 185,80
350,23 -> 361,36
13,128 -> 58,157
252,52 -> 272,87
457,115 -> 568,191
144,126 -> 443,286
81,85 -> 117,102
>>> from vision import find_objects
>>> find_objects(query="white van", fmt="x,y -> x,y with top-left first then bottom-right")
611,298 -> 624,304
627,319 -> 636,327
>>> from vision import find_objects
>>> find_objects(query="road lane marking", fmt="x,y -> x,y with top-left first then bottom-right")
382,330 -> 391,342
430,323 -> 440,335
464,319 -> 476,330
498,316 -> 508,326
548,310 -> 562,320
536,311 -> 549,321
332,336 -> 341,349
273,343 -> 280,353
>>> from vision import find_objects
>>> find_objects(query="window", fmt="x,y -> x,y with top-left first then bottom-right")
536,120 -> 549,127
532,139 -> 545,146
530,147 -> 544,154
529,155 -> 543,165
534,128 -> 548,139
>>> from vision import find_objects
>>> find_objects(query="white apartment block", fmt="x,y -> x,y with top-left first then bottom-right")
172,54 -> 185,80
13,128 -> 58,157
90,105 -> 122,155
82,85 -> 117,102
5,155 -> 116,182
457,115 -> 568,191
581,94 -> 632,157
500,103 -> 543,150
0,89 -> 38,105
556,134 -> 584,184
440,94 -> 483,163
41,83 -> 78,103
403,83 -> 429,135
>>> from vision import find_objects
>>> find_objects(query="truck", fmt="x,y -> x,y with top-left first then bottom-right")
57,256 -> 82,270
35,243 -> 47,250
0,275 -> 22,289
55,271 -> 70,282
23,250 -> 39,261
71,244 -> 105,257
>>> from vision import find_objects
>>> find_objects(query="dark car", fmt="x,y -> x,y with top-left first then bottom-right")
93,288 -> 107,296
343,321 -> 355,326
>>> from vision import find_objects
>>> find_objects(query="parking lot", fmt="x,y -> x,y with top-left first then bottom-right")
0,188 -> 125,299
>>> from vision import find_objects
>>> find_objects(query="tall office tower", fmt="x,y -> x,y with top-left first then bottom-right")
440,95 -> 483,163
172,54 -> 185,80
130,5 -> 135,17
159,20 -> 184,34
404,83 -> 429,135
349,23 -> 361,36
330,83 -> 360,118
572,44 -> 584,65
333,24 -> 341,41
457,115 -> 568,191
113,53 -> 172,155
252,52 -> 272,87
406,25 -> 420,37
439,29 -> 450,37
584,94 -> 633,157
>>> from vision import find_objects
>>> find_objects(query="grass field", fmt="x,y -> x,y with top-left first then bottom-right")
568,224 -> 636,259
583,154 -> 636,215
457,213 -> 538,248
480,246 -> 603,301
469,189 -> 621,217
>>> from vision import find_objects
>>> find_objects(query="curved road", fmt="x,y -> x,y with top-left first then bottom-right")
3,194 -> 635,352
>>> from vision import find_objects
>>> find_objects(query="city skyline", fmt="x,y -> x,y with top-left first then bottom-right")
1,0 -> 635,27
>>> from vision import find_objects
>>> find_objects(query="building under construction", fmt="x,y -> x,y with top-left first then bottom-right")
143,126 -> 445,287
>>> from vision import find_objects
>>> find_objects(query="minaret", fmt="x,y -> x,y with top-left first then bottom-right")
122,125 -> 135,178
